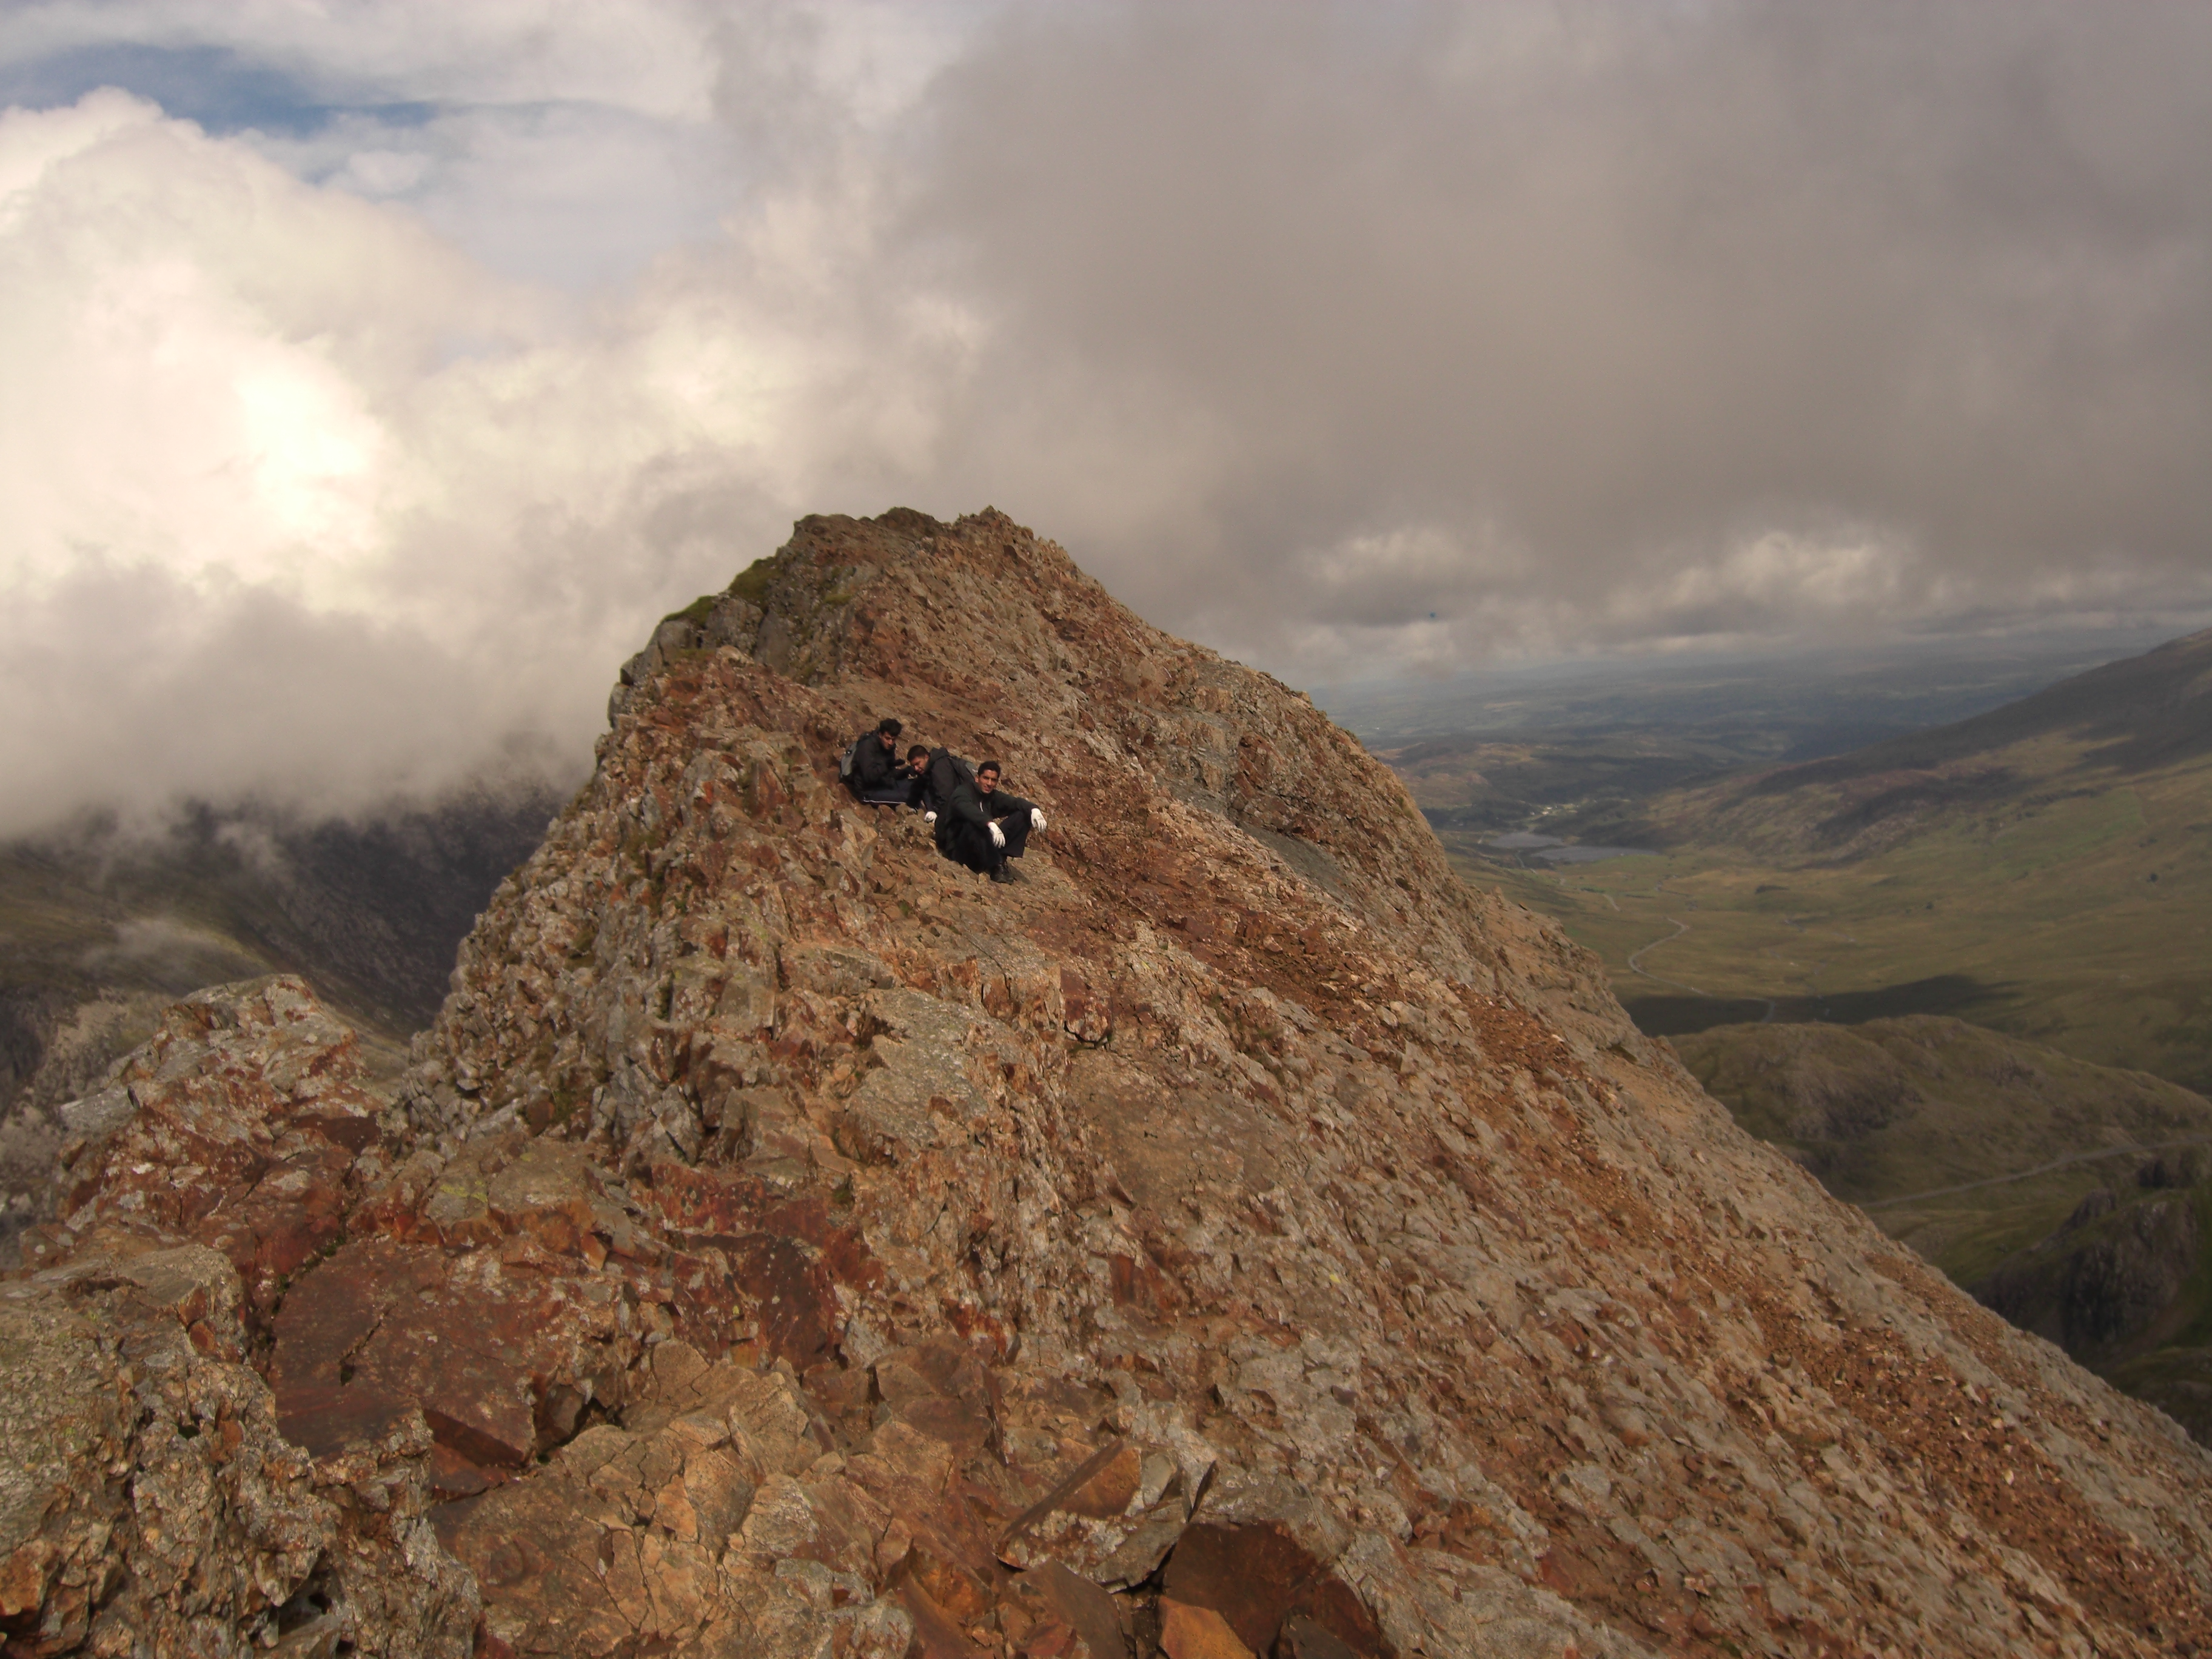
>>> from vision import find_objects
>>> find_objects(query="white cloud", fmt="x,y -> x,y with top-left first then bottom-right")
3,3 -> 2212,836
1644,531 -> 1912,627
2,95 -> 434,603
1,1 -> 724,116
0,85 -> 967,832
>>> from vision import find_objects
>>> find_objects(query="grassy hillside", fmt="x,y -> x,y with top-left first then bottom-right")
1436,628 -> 2212,1090
1672,1015 -> 2212,1443
1444,722 -> 2212,1091
1669,1016 -> 2212,1282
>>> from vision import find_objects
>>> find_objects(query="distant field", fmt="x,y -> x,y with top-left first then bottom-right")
1442,737 -> 2212,1093
1420,632 -> 2212,1441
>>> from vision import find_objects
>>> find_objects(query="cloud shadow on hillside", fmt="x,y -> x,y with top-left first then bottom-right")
1625,973 -> 2013,1039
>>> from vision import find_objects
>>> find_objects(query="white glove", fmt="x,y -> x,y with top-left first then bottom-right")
988,822 -> 1005,848
1031,808 -> 1047,831
923,810 -> 936,823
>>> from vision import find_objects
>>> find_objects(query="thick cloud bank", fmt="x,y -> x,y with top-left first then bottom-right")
0,85 -> 954,831
2,2 -> 2210,833
919,4 -> 2212,665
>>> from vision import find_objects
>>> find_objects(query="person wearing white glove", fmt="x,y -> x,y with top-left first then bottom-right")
930,757 -> 1045,884
913,745 -> 964,822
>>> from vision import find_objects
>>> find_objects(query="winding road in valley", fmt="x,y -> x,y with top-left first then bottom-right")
1621,879 -> 1745,1007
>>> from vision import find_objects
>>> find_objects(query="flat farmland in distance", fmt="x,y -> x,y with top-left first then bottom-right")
1442,740 -> 2212,1093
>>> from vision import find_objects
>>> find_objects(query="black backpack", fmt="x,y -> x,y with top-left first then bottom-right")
924,748 -> 976,809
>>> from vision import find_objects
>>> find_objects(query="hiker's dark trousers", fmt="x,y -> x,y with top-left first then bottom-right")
937,800 -> 1033,873
848,778 -> 919,807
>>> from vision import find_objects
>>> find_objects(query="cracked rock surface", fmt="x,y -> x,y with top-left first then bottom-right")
10,507 -> 2212,1657
5,981 -> 475,1657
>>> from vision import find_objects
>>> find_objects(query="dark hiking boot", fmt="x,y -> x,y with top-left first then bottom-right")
989,865 -> 1017,884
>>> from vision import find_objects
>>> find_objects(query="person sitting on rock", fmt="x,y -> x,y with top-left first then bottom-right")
844,717 -> 920,806
933,758 -> 1046,883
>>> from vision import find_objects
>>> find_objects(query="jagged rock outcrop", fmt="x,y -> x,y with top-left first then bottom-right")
0,786 -> 570,1267
5,979 -> 475,1657
1979,1193 -> 2202,1354
1968,1151 -> 2212,1447
12,509 -> 2212,1657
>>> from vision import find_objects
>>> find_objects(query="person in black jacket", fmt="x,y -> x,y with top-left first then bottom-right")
846,718 -> 920,806
933,758 -> 1045,883
913,745 -> 967,817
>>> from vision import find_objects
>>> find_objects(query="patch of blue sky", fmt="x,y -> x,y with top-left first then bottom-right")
294,99 -> 746,290
1,39 -> 746,292
0,41 -> 435,136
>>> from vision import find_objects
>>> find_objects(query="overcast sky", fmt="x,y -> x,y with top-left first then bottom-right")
3,1 -> 2208,832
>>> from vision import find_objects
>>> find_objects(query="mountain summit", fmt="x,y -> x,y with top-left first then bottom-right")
9,509 -> 2212,1657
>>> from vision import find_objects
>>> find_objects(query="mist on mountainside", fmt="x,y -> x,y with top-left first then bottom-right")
7,785 -> 571,1028
0,779 -> 572,1255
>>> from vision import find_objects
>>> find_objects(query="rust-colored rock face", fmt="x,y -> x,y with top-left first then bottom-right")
12,508 -> 2212,1657
5,981 -> 477,1657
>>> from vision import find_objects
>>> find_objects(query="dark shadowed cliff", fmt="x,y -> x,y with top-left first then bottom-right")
7,510 -> 2212,1658
0,788 -> 567,1263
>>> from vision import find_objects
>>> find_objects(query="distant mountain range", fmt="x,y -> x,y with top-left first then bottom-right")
1575,625 -> 2212,859
0,786 -> 568,1255
1761,625 -> 2212,786
1324,627 -> 2180,750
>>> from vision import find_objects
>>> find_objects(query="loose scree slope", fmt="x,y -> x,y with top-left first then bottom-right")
8,509 -> 2212,1659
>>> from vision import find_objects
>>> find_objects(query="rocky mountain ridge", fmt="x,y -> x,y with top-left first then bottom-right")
7,509 -> 2212,1658
0,788 -> 568,1262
